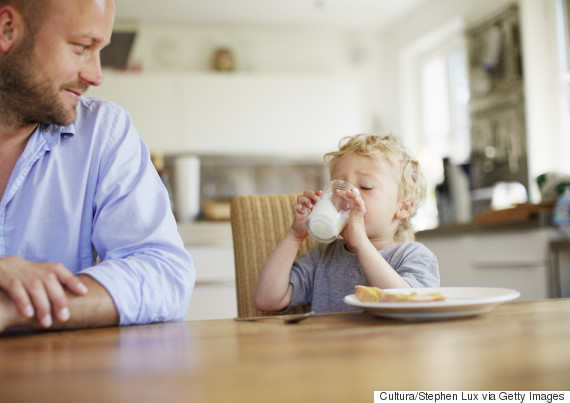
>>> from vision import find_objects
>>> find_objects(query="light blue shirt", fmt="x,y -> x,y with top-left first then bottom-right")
0,97 -> 195,325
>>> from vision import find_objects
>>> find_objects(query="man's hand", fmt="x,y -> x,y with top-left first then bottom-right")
0,256 -> 88,328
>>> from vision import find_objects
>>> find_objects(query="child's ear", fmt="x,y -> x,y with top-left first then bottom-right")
396,200 -> 414,219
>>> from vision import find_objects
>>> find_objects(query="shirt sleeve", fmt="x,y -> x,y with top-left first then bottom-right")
80,103 -> 196,325
387,242 -> 440,288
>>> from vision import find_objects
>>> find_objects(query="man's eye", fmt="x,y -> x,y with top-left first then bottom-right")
75,44 -> 90,52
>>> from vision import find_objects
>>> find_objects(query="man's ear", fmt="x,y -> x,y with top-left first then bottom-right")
396,200 -> 414,219
0,6 -> 21,53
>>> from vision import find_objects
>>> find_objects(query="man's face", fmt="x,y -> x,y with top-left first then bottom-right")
0,0 -> 115,127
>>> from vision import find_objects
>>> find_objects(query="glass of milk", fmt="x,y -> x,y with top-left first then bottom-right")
305,180 -> 359,243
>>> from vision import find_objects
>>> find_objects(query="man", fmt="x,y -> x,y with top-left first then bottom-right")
0,0 -> 195,332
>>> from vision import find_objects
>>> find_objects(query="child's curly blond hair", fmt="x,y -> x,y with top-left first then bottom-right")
323,133 -> 427,242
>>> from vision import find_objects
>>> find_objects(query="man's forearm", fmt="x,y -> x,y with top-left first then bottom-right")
1,274 -> 119,332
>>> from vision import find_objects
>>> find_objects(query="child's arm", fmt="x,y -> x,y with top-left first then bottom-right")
254,190 -> 321,312
342,189 -> 412,289
354,242 -> 412,288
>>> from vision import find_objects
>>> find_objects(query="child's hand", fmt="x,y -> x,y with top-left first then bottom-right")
290,190 -> 322,240
340,188 -> 368,250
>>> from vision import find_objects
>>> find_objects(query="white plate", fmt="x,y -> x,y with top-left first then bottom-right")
343,287 -> 520,321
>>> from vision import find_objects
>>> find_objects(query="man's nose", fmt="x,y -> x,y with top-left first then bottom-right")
80,52 -> 104,87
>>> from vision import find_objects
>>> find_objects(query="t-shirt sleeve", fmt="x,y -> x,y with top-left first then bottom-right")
387,242 -> 440,288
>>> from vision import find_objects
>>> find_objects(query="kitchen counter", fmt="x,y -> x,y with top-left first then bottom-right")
416,201 -> 556,238
418,203 -> 555,238
180,196 -> 558,246
177,217 -> 566,251
417,218 -> 554,238
179,215 -> 558,246
177,221 -> 232,247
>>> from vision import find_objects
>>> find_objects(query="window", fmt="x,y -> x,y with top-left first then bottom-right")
400,19 -> 471,230
419,44 -> 470,164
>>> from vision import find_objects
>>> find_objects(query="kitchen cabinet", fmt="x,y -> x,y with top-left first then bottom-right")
184,244 -> 236,320
178,222 -> 237,320
89,71 -> 363,156
417,227 -> 558,300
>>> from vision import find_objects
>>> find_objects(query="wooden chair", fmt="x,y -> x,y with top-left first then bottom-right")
230,193 -> 315,318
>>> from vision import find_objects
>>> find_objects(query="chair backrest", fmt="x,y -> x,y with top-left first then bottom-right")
230,193 -> 315,318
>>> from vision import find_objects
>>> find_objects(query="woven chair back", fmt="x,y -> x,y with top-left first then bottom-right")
230,193 -> 314,318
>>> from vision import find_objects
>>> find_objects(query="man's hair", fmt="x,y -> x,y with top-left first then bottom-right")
324,133 -> 427,242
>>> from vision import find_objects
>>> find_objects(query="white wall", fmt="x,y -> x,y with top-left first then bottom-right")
520,0 -> 568,200
125,22 -> 353,73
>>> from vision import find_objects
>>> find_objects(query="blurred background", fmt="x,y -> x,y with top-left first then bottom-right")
90,0 -> 569,228
87,0 -> 570,318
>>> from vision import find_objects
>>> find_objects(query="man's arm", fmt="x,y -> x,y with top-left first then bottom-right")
0,274 -> 118,333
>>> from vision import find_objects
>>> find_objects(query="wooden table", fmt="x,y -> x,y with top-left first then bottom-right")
1,299 -> 569,402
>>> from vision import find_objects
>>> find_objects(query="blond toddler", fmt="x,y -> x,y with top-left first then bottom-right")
254,134 -> 439,313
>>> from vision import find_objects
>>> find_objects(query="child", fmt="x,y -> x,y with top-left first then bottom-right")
254,133 -> 440,313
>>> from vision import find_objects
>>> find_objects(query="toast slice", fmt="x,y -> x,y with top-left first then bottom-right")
355,285 -> 445,303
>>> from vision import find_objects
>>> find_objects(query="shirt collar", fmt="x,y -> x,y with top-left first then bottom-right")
40,123 -> 75,151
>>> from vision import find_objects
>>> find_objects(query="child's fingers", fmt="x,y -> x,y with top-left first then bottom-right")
293,203 -> 308,215
346,189 -> 366,214
301,190 -> 321,205
294,189 -> 324,216
346,188 -> 362,202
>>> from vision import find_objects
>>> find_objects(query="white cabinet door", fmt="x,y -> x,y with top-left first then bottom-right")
184,245 -> 237,320
186,283 -> 237,321
417,235 -> 471,287
467,230 -> 550,300
187,245 -> 235,283
89,72 -> 362,156
181,73 -> 362,156
418,228 -> 552,301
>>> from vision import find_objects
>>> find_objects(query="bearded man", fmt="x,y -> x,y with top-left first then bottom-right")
0,0 -> 195,332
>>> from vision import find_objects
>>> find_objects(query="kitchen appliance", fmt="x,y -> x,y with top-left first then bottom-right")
173,156 -> 201,222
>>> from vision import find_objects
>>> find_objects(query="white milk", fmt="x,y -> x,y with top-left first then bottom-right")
306,191 -> 350,243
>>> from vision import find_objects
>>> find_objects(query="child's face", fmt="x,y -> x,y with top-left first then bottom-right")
330,153 -> 407,241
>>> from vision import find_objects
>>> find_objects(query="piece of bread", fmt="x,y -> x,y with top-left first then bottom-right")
354,285 -> 445,303
355,285 -> 383,302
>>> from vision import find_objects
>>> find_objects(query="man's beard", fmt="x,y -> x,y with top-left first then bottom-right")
0,37 -> 85,128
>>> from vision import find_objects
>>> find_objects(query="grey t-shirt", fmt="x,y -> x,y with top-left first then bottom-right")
287,240 -> 440,313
